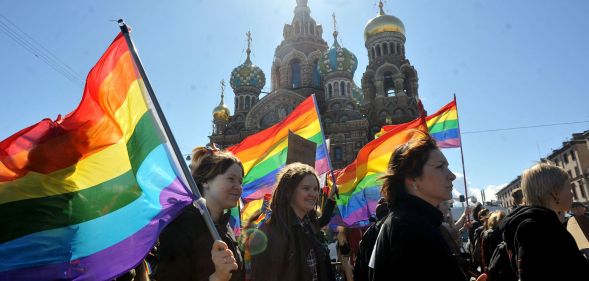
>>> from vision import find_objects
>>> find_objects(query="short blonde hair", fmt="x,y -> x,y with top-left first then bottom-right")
487,211 -> 506,229
521,163 -> 569,208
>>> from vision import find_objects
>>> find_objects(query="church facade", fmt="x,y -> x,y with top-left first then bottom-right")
210,0 -> 421,169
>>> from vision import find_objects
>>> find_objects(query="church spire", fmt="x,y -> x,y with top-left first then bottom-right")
332,13 -> 340,48
296,0 -> 308,7
219,79 -> 225,105
378,0 -> 385,16
245,31 -> 252,64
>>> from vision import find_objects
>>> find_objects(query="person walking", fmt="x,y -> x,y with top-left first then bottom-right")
155,146 -> 245,281
500,163 -> 589,280
371,133 -> 468,281
249,163 -> 335,281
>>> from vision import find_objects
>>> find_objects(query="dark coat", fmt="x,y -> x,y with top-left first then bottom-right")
354,217 -> 385,281
481,228 -> 502,271
500,205 -> 589,280
372,194 -> 468,281
249,206 -> 335,281
154,205 -> 245,281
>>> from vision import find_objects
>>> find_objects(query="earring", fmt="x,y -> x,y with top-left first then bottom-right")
412,183 -> 418,191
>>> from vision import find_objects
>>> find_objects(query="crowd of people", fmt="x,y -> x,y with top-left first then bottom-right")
121,132 -> 589,281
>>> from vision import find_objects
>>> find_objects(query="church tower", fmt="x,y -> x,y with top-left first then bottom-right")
229,31 -> 266,130
212,80 -> 230,135
318,14 -> 368,168
270,0 -> 328,98
362,1 -> 421,135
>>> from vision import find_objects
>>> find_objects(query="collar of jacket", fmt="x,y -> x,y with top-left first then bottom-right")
393,194 -> 444,227
218,210 -> 232,227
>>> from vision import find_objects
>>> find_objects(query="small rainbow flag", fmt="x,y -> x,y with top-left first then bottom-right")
376,98 -> 460,148
331,118 -> 428,227
0,32 -> 193,280
425,98 -> 460,148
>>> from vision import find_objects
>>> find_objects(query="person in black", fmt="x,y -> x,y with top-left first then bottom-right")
250,163 -> 335,281
500,163 -> 589,280
353,199 -> 389,281
480,211 -> 505,273
371,132 -> 468,281
155,146 -> 245,281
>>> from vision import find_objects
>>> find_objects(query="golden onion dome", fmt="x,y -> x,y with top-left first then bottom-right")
364,1 -> 405,41
213,80 -> 231,122
213,104 -> 230,122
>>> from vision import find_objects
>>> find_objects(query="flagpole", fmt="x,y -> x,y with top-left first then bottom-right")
118,20 -> 221,241
454,94 -> 470,222
311,94 -> 339,199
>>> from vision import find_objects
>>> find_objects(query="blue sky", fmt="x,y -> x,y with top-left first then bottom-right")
1,0 -> 588,202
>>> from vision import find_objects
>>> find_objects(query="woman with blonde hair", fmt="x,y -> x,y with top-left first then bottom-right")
500,163 -> 589,280
480,210 -> 505,273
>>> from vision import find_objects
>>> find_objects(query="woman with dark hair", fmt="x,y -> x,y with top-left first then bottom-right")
155,145 -> 245,281
249,163 -> 335,281
371,133 -> 469,281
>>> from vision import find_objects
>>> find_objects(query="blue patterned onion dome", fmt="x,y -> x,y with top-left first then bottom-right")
318,39 -> 358,76
364,1 -> 405,41
230,56 -> 266,90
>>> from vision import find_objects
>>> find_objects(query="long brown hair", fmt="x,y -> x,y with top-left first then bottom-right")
268,163 -> 319,228
190,145 -> 243,194
380,134 -> 438,208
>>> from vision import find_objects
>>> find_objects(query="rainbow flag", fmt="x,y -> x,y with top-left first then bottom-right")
425,98 -> 460,148
0,33 -> 193,280
331,118 -> 428,227
376,98 -> 460,148
228,95 -> 328,202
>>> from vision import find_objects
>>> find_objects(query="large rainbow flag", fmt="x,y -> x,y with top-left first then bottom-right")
227,95 -> 329,226
376,98 -> 460,148
0,33 -> 193,280
331,118 -> 428,227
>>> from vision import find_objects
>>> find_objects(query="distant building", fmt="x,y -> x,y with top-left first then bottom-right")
546,131 -> 589,204
497,130 -> 589,207
496,176 -> 521,209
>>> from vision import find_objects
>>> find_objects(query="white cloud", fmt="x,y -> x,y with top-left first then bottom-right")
482,183 -> 508,201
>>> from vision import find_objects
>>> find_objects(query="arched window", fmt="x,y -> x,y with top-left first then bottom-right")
234,97 -> 238,111
371,48 -> 375,60
376,45 -> 381,57
383,71 -> 395,97
290,59 -> 301,88
274,65 -> 281,89
245,96 -> 251,110
334,147 -> 343,161
347,82 -> 351,95
309,22 -> 314,35
340,81 -> 346,96
383,43 -> 388,55
312,60 -> 321,87
328,83 -> 333,98
295,22 -> 300,34
397,44 -> 402,55
390,42 -> 395,54
239,96 -> 244,110
334,81 -> 340,96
